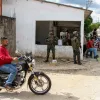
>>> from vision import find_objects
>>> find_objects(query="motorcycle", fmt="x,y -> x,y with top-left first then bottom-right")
0,51 -> 51,95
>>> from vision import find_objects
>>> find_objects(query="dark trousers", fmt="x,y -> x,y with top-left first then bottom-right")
66,39 -> 71,45
46,45 -> 55,60
83,44 -> 87,55
73,50 -> 81,64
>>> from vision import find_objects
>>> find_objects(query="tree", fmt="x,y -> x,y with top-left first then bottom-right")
84,16 -> 93,35
84,16 -> 100,36
89,23 -> 100,31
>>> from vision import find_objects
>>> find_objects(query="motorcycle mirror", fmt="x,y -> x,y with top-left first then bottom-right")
15,50 -> 22,56
15,50 -> 19,54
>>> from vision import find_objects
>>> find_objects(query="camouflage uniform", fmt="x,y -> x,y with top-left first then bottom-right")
71,33 -> 81,65
45,33 -> 58,62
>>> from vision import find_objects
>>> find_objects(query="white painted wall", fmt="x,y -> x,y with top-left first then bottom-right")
35,45 -> 73,58
2,0 -> 84,59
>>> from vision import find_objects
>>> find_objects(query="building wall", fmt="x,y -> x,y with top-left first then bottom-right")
2,0 -> 84,59
35,45 -> 73,59
0,16 -> 16,56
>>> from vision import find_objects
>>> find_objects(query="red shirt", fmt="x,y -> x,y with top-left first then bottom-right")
87,40 -> 94,49
0,45 -> 13,66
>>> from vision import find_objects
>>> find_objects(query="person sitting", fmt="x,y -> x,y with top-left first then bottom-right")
86,37 -> 98,59
0,37 -> 18,89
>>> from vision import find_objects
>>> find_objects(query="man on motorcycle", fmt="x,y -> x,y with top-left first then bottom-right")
0,37 -> 18,89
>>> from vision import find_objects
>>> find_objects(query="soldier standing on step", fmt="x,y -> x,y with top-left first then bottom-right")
71,31 -> 82,65
44,31 -> 58,62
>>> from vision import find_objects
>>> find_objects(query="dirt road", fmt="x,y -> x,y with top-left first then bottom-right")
0,71 -> 100,100
0,58 -> 100,100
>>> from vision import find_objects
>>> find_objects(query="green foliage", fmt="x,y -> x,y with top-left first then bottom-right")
84,16 -> 100,36
84,16 -> 93,35
90,23 -> 100,30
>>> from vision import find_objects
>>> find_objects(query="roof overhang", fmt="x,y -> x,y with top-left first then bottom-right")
84,10 -> 93,20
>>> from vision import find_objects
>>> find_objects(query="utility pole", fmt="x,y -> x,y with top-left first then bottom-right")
86,0 -> 93,10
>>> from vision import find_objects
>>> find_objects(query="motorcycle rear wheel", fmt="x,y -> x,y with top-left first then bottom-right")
28,73 -> 51,95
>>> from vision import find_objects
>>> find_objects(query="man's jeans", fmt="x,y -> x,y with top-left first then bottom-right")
87,48 -> 97,57
0,64 -> 17,85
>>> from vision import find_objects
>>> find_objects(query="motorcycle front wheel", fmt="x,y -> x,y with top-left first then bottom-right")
28,72 -> 51,95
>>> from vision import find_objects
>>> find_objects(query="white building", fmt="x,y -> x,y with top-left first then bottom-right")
2,0 -> 92,59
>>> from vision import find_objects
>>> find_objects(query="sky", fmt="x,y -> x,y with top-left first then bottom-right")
46,0 -> 100,23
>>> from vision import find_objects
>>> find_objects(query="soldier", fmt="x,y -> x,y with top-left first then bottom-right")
44,31 -> 58,62
71,31 -> 82,65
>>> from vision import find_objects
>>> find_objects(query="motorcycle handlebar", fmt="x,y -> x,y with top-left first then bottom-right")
18,55 -> 27,61
18,57 -> 23,60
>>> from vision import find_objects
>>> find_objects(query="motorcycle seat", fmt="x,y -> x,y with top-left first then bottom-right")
0,70 -> 9,74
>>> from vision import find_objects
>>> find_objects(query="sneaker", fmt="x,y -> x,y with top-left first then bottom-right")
94,55 -> 99,59
5,84 -> 14,90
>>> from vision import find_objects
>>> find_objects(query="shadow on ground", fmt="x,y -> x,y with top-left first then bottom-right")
0,91 -> 79,100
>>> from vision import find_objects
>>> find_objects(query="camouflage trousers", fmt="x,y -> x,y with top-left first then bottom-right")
46,45 -> 55,60
73,49 -> 81,64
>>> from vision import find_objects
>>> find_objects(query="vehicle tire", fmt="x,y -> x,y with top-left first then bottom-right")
28,73 -> 51,95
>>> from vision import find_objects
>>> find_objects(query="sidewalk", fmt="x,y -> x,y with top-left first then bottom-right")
35,57 -> 99,73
